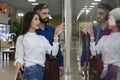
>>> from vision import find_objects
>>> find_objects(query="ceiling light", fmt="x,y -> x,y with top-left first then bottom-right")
77,10 -> 85,20
82,8 -> 87,10
94,0 -> 102,2
91,3 -> 98,5
88,8 -> 93,10
77,13 -> 82,20
86,9 -> 91,15
90,6 -> 95,8
28,0 -> 36,2
32,3 -> 39,5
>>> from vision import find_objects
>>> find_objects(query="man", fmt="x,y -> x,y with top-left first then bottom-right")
80,3 -> 112,79
33,3 -> 64,77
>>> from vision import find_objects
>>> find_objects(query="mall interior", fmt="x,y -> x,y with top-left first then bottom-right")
0,0 -> 120,80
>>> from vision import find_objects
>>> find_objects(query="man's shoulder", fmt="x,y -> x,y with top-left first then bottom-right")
46,25 -> 55,30
93,24 -> 101,29
93,25 -> 101,31
93,25 -> 98,29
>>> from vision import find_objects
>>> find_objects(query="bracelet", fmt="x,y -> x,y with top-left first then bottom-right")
90,37 -> 94,40
54,37 -> 58,40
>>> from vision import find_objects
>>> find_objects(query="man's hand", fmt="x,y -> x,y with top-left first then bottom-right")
59,66 -> 64,77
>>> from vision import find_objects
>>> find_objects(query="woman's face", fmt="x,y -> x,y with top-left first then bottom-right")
30,14 -> 40,30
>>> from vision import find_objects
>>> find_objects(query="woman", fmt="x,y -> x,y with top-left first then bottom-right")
14,11 -> 64,80
81,8 -> 120,80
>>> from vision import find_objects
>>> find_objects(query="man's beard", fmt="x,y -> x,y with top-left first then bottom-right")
97,18 -> 107,24
39,17 -> 49,23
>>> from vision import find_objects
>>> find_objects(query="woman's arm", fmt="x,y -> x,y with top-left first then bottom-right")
45,23 -> 65,55
80,25 -> 102,56
14,35 -> 24,72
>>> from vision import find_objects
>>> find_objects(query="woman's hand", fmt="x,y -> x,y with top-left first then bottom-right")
54,23 -> 65,37
80,25 -> 88,34
80,23 -> 89,34
16,62 -> 23,72
80,23 -> 94,37
87,26 -> 94,37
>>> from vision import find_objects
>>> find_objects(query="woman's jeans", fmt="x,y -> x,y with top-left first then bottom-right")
23,64 -> 44,80
105,64 -> 120,80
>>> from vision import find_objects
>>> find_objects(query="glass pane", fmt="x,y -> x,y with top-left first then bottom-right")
71,0 -> 120,80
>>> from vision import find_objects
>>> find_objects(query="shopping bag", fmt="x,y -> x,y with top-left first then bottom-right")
44,53 -> 59,80
14,71 -> 23,80
89,54 -> 103,80
14,67 -> 24,80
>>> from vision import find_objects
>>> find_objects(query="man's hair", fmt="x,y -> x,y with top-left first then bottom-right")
33,3 -> 48,11
98,3 -> 112,12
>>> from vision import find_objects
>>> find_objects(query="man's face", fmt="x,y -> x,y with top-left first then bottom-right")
97,8 -> 108,23
37,8 -> 50,23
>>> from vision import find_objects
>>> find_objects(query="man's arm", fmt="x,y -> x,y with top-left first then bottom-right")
80,38 -> 91,66
47,25 -> 64,76
80,34 -> 87,67
79,34 -> 91,76
57,44 -> 64,66
57,44 -> 64,76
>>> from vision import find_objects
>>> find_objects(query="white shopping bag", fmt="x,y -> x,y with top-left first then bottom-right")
14,71 -> 19,80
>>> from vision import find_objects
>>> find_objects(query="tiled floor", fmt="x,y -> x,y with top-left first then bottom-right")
0,37 -> 85,80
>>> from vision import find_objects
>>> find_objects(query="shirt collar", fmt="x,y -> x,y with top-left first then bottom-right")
40,24 -> 48,31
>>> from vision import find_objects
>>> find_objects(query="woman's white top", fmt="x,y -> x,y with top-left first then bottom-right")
90,32 -> 120,67
14,32 -> 59,67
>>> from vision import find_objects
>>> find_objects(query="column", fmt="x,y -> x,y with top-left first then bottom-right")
64,0 -> 72,73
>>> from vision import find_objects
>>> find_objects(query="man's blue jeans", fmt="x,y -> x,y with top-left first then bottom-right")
105,64 -> 120,80
23,64 -> 44,80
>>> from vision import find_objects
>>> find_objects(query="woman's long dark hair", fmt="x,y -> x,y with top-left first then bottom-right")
21,11 -> 39,35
